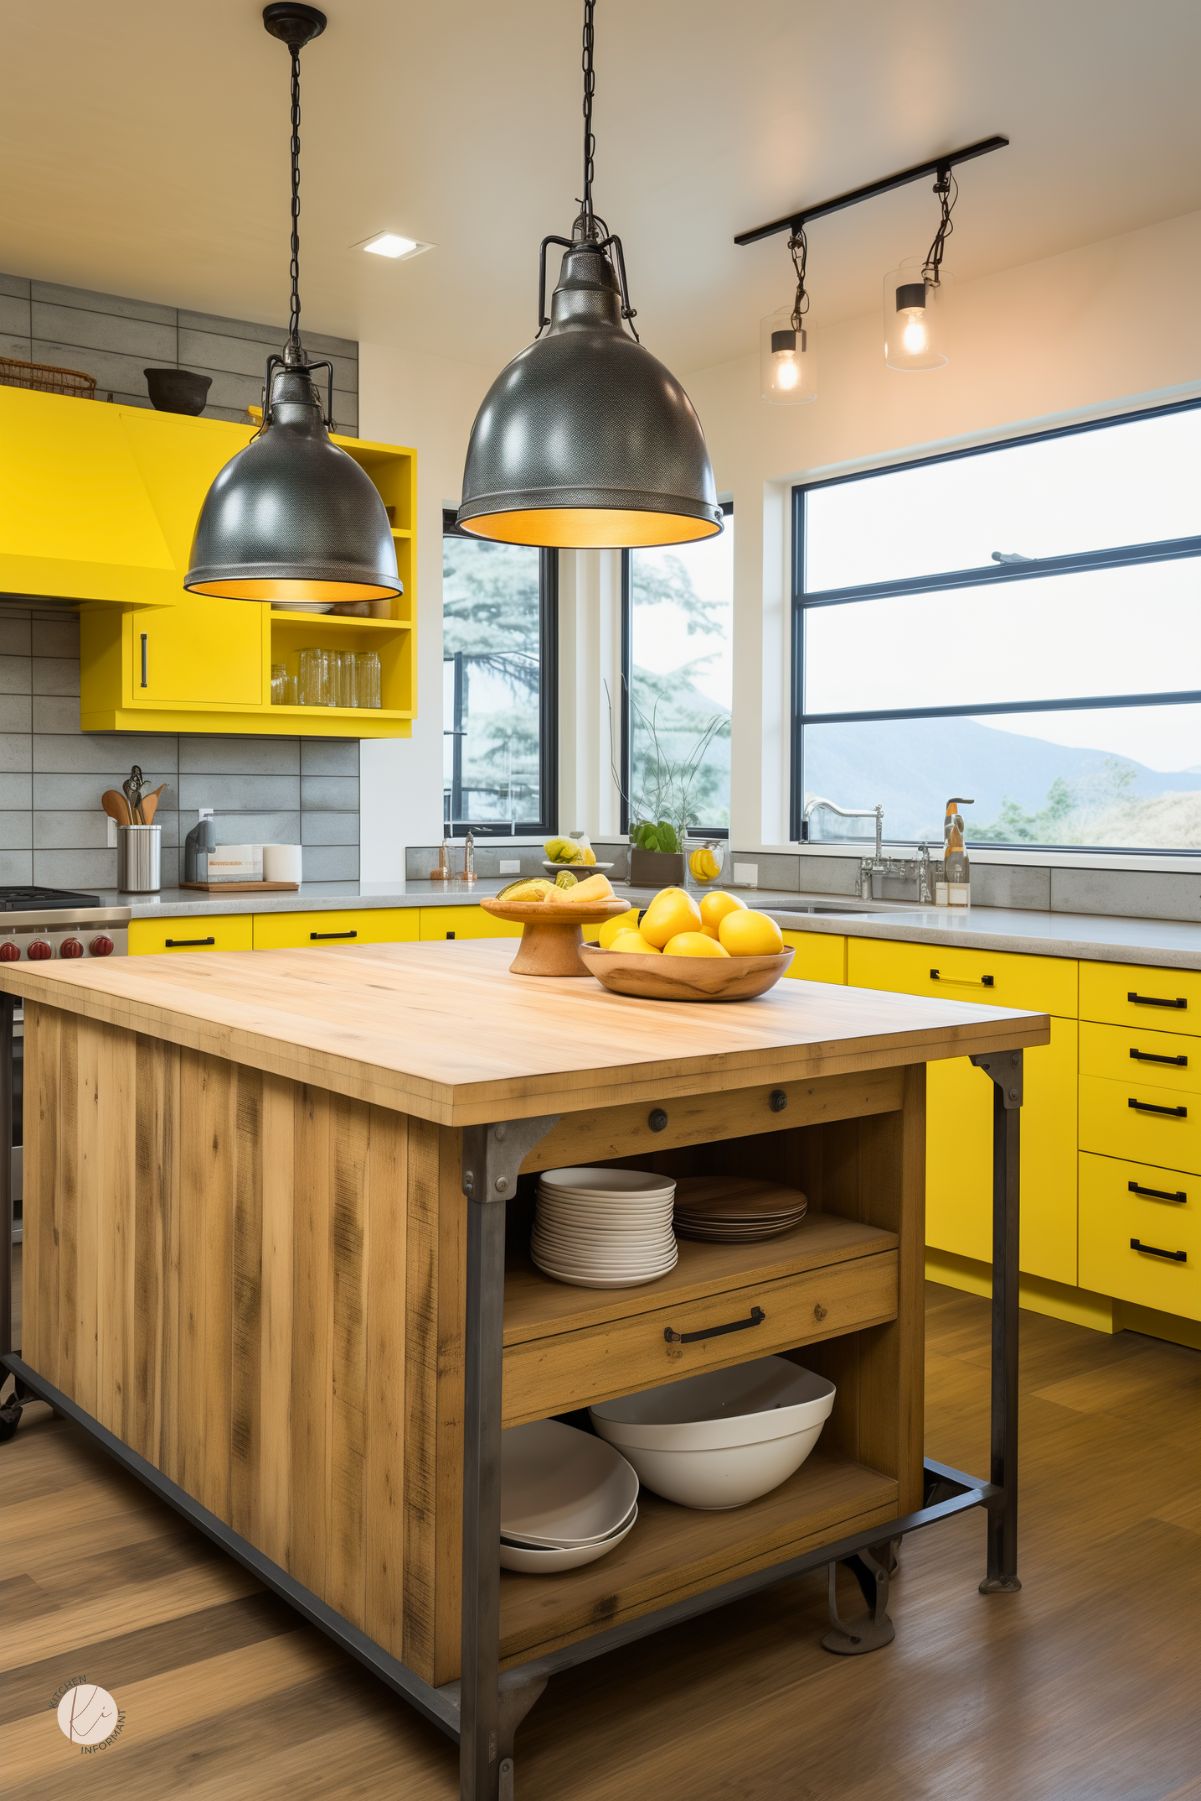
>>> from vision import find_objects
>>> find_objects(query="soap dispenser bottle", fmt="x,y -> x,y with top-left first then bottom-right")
942,797 -> 974,907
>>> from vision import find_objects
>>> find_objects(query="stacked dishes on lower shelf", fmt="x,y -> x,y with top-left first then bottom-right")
531,1166 -> 678,1289
500,1420 -> 639,1571
673,1177 -> 809,1243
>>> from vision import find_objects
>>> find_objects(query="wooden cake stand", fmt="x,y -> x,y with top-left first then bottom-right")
479,896 -> 632,977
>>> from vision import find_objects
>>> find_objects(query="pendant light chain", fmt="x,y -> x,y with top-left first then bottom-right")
287,43 -> 303,355
922,166 -> 958,287
580,0 -> 597,236
788,225 -> 811,333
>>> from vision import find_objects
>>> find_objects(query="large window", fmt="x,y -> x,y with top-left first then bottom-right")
442,513 -> 557,834
793,404 -> 1201,851
622,504 -> 733,835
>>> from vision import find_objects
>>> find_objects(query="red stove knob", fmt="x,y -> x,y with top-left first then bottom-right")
0,941 -> 19,962
26,939 -> 52,960
88,935 -> 115,958
60,937 -> 84,959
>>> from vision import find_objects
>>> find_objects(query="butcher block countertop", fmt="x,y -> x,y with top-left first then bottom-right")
0,937 -> 1049,1127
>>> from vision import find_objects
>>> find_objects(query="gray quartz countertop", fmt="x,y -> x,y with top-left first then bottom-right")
100,880 -> 1201,970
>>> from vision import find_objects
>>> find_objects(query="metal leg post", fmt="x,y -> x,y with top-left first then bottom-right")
0,993 -> 26,1444
459,1117 -> 556,1801
970,1048 -> 1023,1594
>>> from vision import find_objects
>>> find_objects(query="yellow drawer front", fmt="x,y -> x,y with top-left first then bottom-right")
252,908 -> 419,950
782,931 -> 846,984
1079,1152 -> 1200,1320
129,914 -> 253,955
926,1017 -> 1078,1283
1079,1073 -> 1201,1174
1079,1021 -> 1199,1097
418,905 -> 522,941
848,937 -> 1077,1017
1080,961 -> 1201,1036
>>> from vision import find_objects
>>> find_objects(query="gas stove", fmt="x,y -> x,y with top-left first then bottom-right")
0,887 -> 130,961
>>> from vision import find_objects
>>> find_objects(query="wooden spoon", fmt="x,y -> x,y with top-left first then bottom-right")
140,784 -> 165,825
101,788 -> 132,827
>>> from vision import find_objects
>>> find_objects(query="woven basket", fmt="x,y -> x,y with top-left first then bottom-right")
0,355 -> 96,399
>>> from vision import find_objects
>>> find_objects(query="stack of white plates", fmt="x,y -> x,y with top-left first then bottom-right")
500,1419 -> 640,1572
673,1177 -> 808,1243
531,1166 -> 678,1289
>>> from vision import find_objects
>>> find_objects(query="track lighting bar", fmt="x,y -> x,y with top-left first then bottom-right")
733,135 -> 1009,248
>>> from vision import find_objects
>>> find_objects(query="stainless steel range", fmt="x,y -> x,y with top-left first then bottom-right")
1,888 -> 132,1237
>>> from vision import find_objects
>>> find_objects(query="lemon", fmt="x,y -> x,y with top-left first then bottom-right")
699,890 -> 746,936
718,908 -> 785,957
599,907 -> 641,948
640,886 -> 702,948
663,931 -> 730,958
688,845 -> 719,883
609,929 -> 661,955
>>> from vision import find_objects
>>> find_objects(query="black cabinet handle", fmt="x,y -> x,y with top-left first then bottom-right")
309,929 -> 358,941
1129,1047 -> 1188,1067
139,631 -> 148,688
165,935 -> 216,948
1127,1097 -> 1188,1118
930,967 -> 994,988
1127,990 -> 1187,1010
444,930 -> 456,940
1128,1180 -> 1187,1204
665,1305 -> 765,1345
1130,1238 -> 1187,1263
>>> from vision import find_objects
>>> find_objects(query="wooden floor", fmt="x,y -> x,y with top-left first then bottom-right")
2,1283 -> 1199,1801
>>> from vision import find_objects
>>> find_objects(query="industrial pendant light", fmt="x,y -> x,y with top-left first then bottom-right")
760,225 -> 816,404
883,165 -> 956,372
185,4 -> 400,604
456,0 -> 722,550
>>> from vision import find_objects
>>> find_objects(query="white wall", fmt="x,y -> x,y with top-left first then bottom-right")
684,206 -> 1201,846
355,344 -> 489,879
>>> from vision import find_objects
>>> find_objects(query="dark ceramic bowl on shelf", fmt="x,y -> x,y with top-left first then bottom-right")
144,367 -> 212,415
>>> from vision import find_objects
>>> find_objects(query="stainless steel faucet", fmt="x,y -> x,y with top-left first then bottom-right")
802,797 -> 885,898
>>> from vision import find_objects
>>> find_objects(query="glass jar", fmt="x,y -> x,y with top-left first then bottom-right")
356,650 -> 382,709
270,662 -> 287,705
685,838 -> 726,887
299,647 -> 331,708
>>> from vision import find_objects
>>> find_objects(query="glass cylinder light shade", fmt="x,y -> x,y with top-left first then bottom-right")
760,305 -> 816,404
883,259 -> 948,371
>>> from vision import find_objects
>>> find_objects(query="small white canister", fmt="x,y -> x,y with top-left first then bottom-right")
263,843 -> 302,885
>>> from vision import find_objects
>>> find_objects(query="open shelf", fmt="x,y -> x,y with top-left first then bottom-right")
268,611 -> 411,634
498,1449 -> 898,1666
503,1213 -> 898,1347
266,704 -> 413,722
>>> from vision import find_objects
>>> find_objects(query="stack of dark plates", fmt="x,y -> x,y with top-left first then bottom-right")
673,1177 -> 808,1243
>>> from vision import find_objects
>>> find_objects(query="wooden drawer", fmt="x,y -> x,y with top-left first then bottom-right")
848,937 -> 1077,1017
129,913 -> 253,955
252,908 -> 418,950
418,905 -> 520,941
1079,1151 -> 1201,1320
782,930 -> 846,985
502,1250 -> 897,1426
1080,961 -> 1201,1036
1080,1021 -> 1199,1097
1079,1073 -> 1201,1174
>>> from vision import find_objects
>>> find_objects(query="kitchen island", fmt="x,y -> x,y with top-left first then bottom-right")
0,940 -> 1047,1801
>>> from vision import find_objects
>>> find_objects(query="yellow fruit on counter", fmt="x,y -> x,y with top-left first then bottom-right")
663,931 -> 730,958
688,845 -> 720,883
544,836 -> 584,864
599,907 -> 641,948
718,908 -> 785,957
609,929 -> 661,955
556,872 -> 613,903
699,890 -> 745,936
640,886 -> 702,948
579,844 -> 598,866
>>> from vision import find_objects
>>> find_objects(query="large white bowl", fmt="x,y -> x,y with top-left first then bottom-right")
500,1419 -> 639,1544
500,1505 -> 638,1572
589,1360 -> 835,1510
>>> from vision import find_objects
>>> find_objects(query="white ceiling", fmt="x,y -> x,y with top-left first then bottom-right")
4,0 -> 1201,376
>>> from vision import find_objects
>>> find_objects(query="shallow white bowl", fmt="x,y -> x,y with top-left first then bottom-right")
501,1419 -> 638,1545
500,1505 -> 638,1572
540,1167 -> 676,1196
502,1496 -> 638,1549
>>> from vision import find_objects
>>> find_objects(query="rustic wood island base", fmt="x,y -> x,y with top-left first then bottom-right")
0,940 -> 1049,1801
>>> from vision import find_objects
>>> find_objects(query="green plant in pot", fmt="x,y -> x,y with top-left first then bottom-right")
608,682 -> 725,886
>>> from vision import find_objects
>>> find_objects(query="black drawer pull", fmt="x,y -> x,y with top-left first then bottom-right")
1129,1048 -> 1189,1067
1130,1238 -> 1187,1263
1128,1180 -> 1187,1204
1127,991 -> 1187,1010
1127,1097 -> 1188,1119
309,929 -> 358,941
165,935 -> 216,948
665,1305 -> 765,1346
930,967 -> 994,987
444,930 -> 456,939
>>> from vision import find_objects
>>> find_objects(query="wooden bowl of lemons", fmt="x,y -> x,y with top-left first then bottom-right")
580,888 -> 794,1002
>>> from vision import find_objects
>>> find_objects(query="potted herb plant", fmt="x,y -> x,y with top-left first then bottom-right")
608,684 -> 726,886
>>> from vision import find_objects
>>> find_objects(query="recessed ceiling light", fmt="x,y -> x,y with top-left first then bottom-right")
358,232 -> 431,261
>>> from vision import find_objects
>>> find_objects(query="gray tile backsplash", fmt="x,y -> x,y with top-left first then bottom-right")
0,607 -> 359,887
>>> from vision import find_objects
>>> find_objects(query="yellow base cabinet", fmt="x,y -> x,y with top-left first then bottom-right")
252,909 -> 418,950
129,915 -> 254,955
781,930 -> 846,984
1079,1151 -> 1200,1320
418,905 -> 521,941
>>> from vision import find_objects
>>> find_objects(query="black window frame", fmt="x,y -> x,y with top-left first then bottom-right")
441,509 -> 559,838
620,500 -> 735,839
790,397 -> 1201,853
